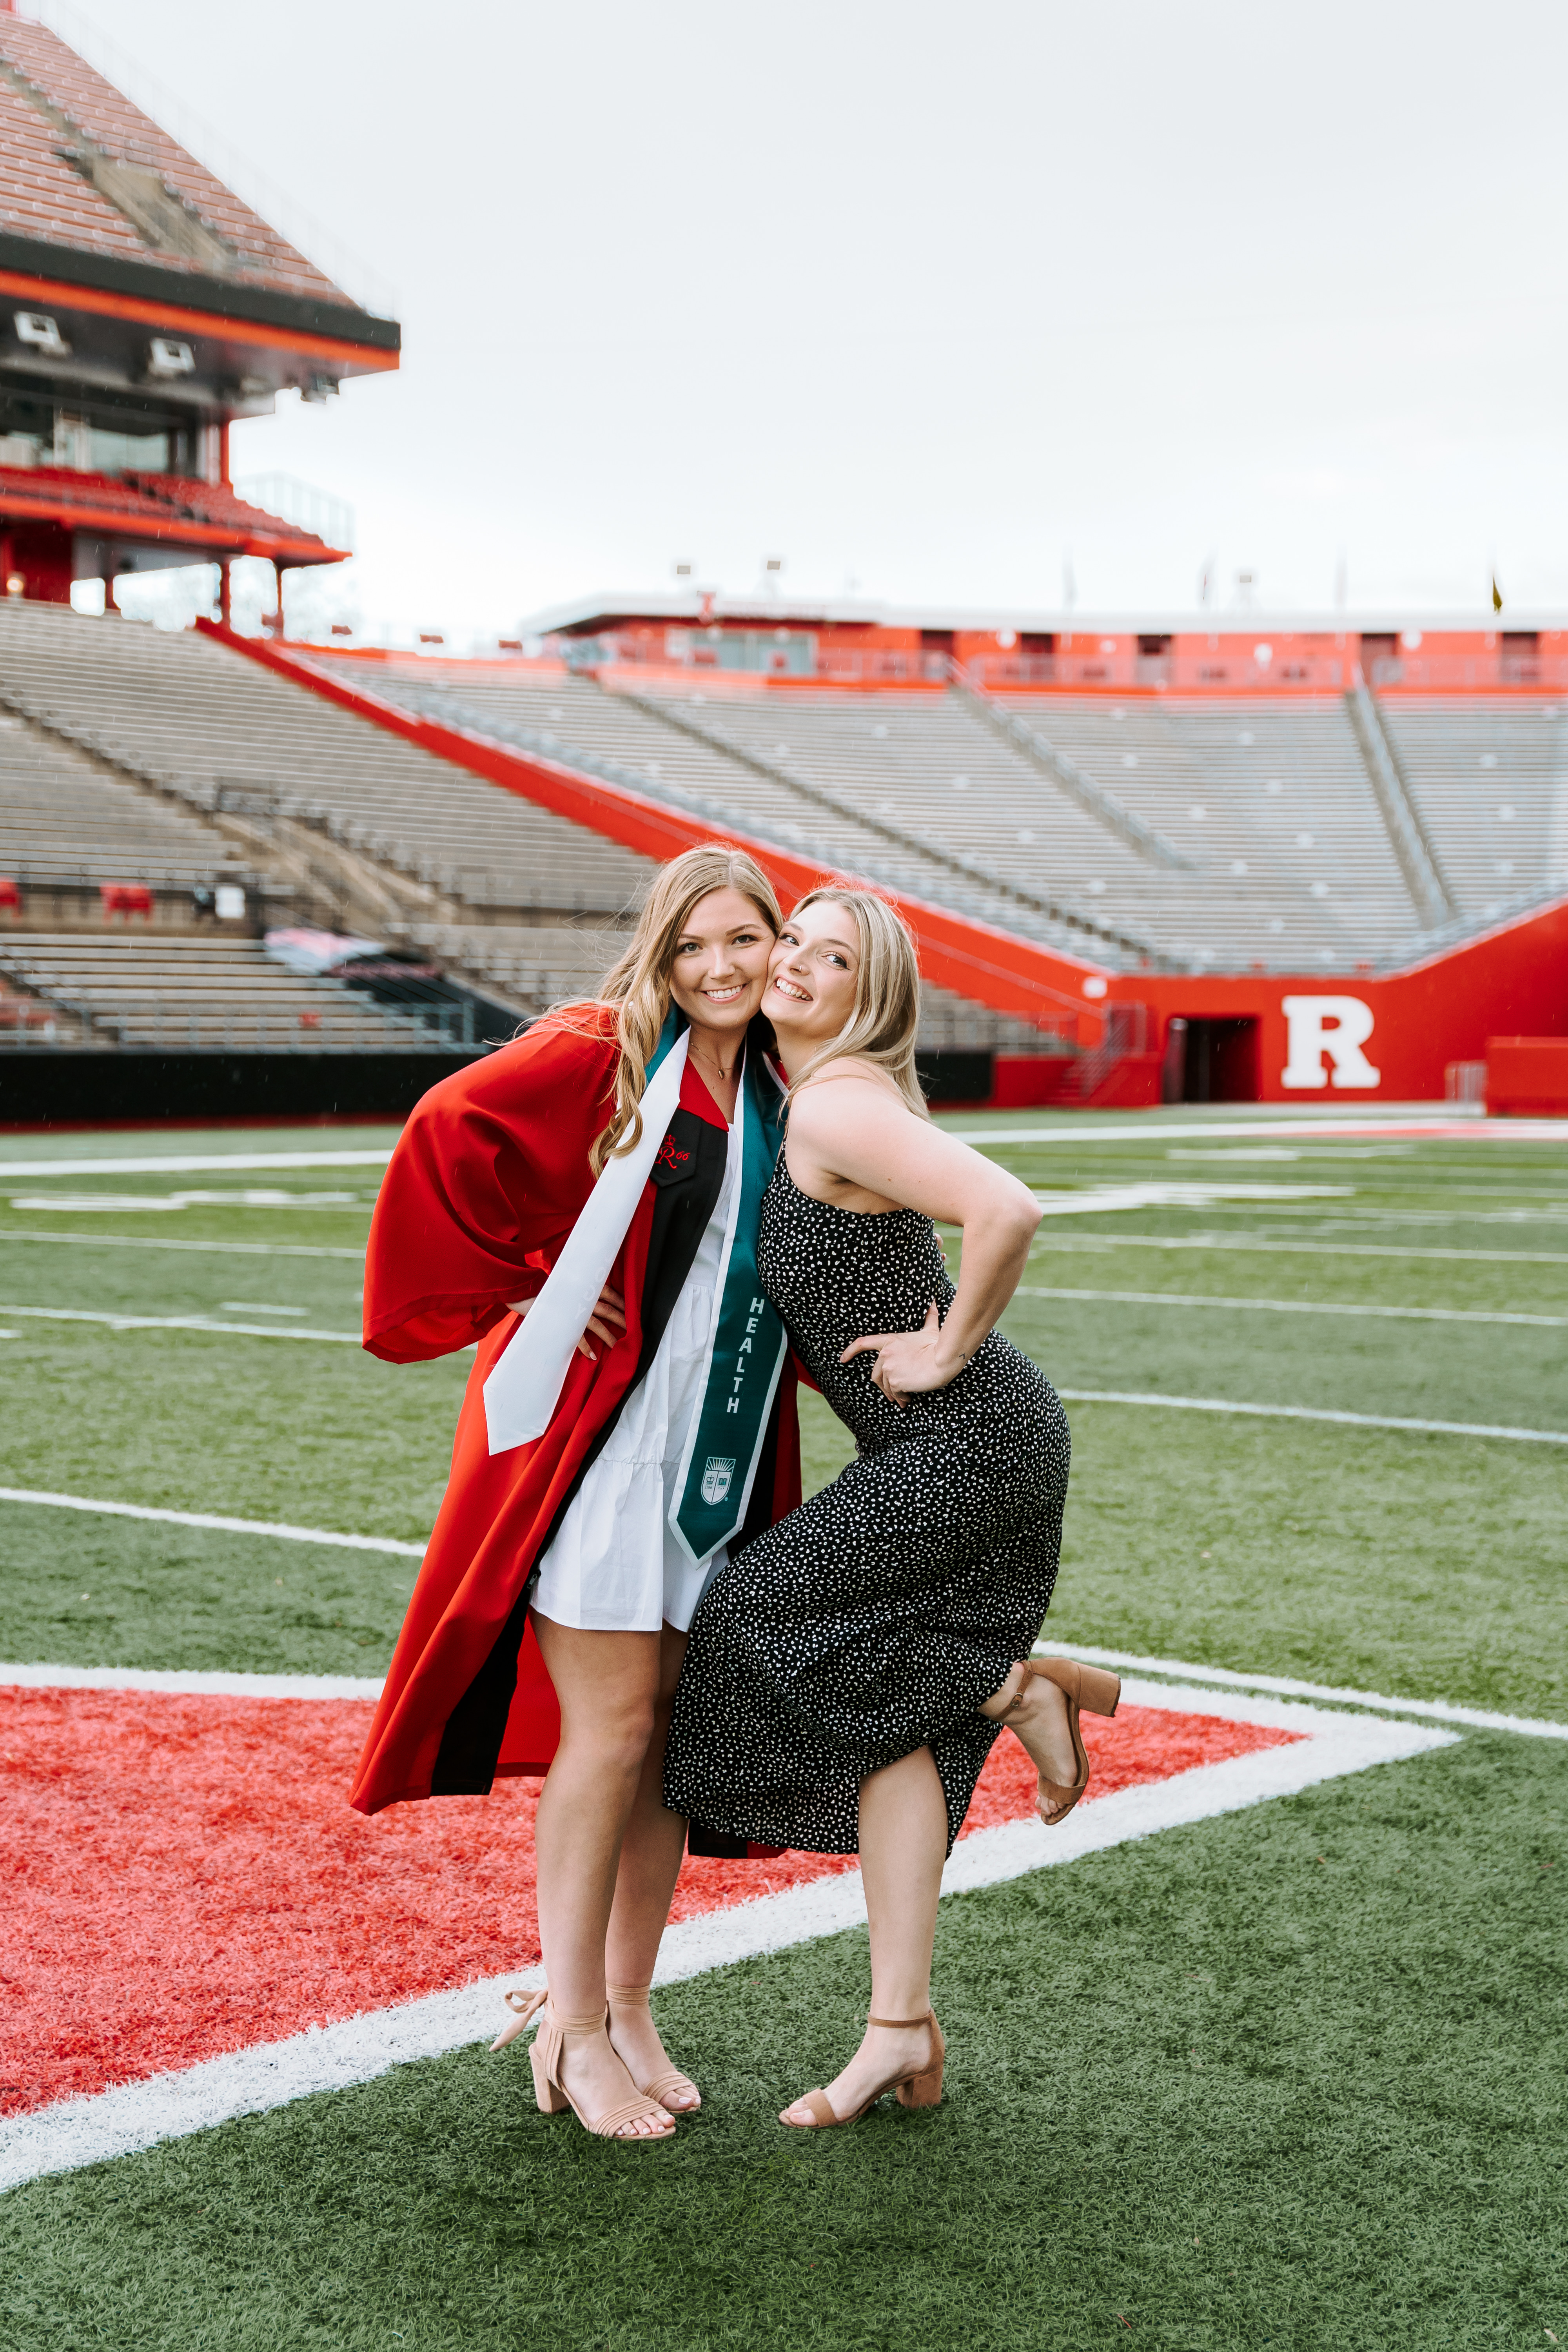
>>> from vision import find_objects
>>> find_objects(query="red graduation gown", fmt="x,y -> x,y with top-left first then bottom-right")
349,1007 -> 801,1816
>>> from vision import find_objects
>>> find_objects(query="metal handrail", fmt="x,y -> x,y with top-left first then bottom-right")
1344,680 -> 1458,927
946,661 -> 1193,871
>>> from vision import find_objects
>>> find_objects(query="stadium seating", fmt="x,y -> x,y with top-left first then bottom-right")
348,660 -> 1435,972
1376,697 -> 1568,917
0,601 -> 653,920
0,702 -> 241,893
0,934 -> 459,1053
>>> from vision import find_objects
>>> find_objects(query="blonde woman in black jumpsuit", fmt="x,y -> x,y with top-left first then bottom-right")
666,888 -> 1120,2130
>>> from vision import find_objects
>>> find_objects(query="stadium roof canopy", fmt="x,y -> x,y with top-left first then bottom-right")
0,9 -> 397,377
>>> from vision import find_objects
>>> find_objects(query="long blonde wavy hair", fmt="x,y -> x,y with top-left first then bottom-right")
574,845 -> 784,1172
784,886 -> 928,1117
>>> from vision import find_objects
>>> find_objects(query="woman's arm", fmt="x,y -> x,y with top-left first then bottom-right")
788,1070 -> 1041,1405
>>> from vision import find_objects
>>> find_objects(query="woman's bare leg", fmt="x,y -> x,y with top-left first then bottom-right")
780,1744 -> 947,2125
605,1622 -> 699,2106
529,1613 -> 670,2136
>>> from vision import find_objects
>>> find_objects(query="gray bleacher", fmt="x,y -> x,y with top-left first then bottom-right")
0,601 -> 653,920
344,663 -> 1155,965
0,707 -> 241,890
5,597 -> 1559,1044
0,934 -> 457,1053
1376,698 -> 1568,917
363,660 -> 1430,972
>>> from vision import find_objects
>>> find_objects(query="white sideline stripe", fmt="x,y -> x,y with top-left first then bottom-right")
5,1653 -> 1556,1737
1036,1642 -> 1568,1742
1055,1387 -> 1568,1445
0,1151 -> 393,1178
0,1662 -> 385,1700
0,1231 -> 365,1259
0,1487 -> 425,1557
958,1116 -> 1565,1145
1031,1233 -> 1568,1267
0,1692 -> 1452,2192
1015,1285 -> 1564,1328
0,1303 -> 361,1344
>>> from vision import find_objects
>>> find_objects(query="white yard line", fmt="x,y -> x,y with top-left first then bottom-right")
0,1230 -> 366,1259
1030,1182 -> 1352,1217
0,1304 -> 361,1343
0,1687 -> 1452,2192
0,1487 -> 424,1556
1014,1286 -> 1564,1328
1030,1233 -> 1568,1267
0,1151 -> 393,1178
1055,1388 -> 1568,1444
1034,1642 -> 1568,1742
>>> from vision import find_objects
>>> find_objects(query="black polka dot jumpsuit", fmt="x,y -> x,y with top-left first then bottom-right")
664,1158 -> 1071,1856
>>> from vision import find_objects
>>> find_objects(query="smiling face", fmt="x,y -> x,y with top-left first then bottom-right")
765,898 -> 862,1049
665,886 -> 776,1044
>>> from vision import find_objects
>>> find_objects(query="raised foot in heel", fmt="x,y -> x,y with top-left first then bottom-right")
1005,1655 -> 1122,1828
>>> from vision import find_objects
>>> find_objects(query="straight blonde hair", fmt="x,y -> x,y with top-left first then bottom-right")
786,886 -> 927,1116
571,845 -> 783,1172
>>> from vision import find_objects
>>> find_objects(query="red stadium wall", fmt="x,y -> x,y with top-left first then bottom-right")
202,624 -> 1568,1107
1113,905 -> 1568,1102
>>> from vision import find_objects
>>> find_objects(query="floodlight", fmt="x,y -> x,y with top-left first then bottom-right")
14,310 -> 69,356
147,337 -> 195,378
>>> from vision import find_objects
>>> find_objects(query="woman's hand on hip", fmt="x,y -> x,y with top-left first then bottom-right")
839,1301 -> 967,1407
506,1282 -> 627,1360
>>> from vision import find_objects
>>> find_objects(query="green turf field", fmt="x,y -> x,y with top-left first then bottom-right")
1,1109 -> 1564,2349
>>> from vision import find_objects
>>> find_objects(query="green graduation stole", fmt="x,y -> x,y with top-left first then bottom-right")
653,1011 -> 789,1564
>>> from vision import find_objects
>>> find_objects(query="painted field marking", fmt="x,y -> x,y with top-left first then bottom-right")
1030,1182 -> 1352,1218
0,1151 -> 394,1178
1029,1233 -> 1568,1267
1309,1207 -> 1568,1229
1034,1642 -> 1568,1743
1056,1388 -> 1568,1445
0,1303 -> 361,1344
0,1231 -> 367,1259
7,1654 -> 1559,1740
1015,1285 -> 1564,1328
0,1681 -> 1453,2192
0,1487 -> 424,1557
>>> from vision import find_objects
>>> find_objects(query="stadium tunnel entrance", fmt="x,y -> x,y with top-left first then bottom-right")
1161,1016 -> 1260,1104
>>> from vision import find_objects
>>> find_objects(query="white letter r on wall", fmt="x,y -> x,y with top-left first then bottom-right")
1280,996 -> 1381,1090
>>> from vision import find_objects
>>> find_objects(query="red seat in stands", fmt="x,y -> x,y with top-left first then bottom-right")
99,883 -> 154,919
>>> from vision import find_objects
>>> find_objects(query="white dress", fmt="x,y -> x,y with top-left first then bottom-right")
531,1119 -> 738,1634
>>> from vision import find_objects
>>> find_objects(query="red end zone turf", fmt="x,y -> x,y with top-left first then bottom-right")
2,1690 -> 1300,2117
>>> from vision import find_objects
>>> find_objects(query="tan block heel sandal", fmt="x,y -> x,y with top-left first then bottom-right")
608,1980 -> 702,2113
490,1989 -> 676,2141
783,2009 -> 945,2129
1009,1654 -> 1122,1826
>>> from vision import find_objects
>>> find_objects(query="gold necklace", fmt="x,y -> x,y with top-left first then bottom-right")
690,1039 -> 737,1083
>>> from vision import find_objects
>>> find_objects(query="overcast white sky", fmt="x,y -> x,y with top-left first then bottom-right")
36,0 -> 1568,642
